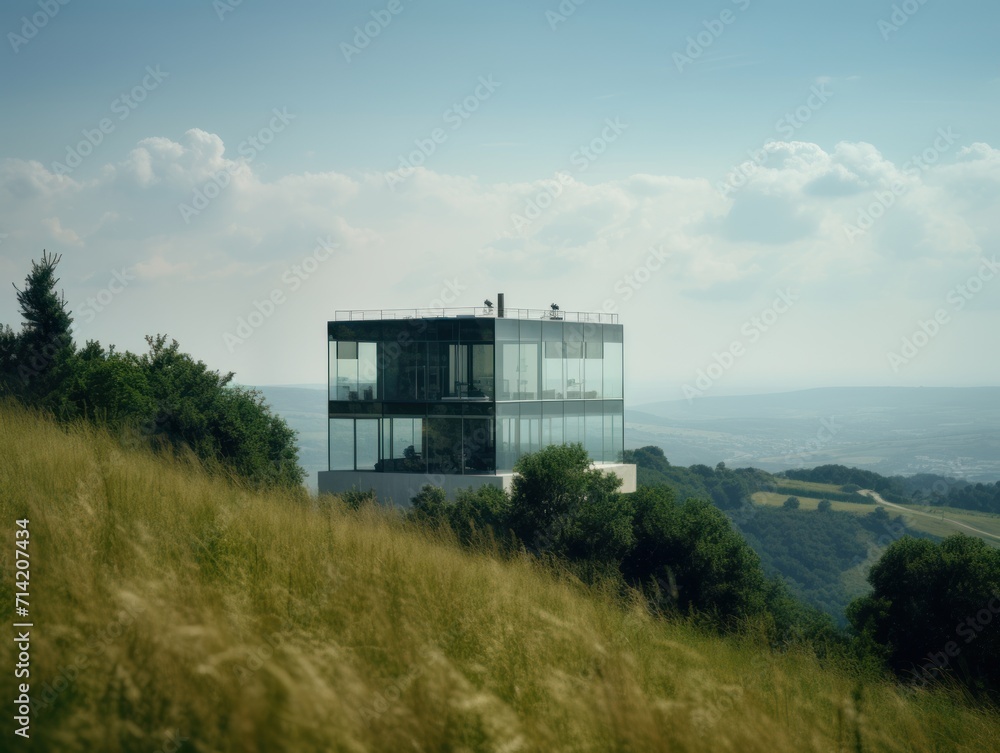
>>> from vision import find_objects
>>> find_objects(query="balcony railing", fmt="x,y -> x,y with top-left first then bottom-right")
334,306 -> 618,324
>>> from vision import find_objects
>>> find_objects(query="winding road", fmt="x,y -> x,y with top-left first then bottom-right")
859,490 -> 1000,542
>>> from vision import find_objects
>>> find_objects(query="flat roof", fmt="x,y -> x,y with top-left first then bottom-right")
334,306 -> 618,324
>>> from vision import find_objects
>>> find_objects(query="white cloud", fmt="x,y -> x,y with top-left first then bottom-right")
0,132 -> 997,398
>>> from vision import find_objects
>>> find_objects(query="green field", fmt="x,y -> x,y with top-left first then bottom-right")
753,491 -> 869,513
752,490 -> 1000,547
773,480 -> 848,494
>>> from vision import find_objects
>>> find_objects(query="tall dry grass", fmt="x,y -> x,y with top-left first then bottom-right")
1,399 -> 997,752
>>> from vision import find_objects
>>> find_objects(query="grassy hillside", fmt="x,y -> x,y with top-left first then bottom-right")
3,402 -> 999,752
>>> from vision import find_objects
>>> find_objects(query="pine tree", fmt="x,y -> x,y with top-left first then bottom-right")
3,251 -> 75,399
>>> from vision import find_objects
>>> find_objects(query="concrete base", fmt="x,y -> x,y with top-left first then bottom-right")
318,463 -> 636,504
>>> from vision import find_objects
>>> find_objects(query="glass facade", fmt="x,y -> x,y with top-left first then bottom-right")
328,317 -> 623,475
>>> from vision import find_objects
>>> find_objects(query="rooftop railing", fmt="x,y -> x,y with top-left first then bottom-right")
334,306 -> 619,324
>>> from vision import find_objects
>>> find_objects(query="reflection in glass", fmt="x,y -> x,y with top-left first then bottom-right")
463,418 -> 495,472
585,401 -> 603,462
427,417 -> 464,474
603,342 -> 623,399
355,419 -> 379,470
542,341 -> 563,399
329,419 -> 354,470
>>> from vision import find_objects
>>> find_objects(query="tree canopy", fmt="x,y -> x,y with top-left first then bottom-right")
1,253 -> 305,490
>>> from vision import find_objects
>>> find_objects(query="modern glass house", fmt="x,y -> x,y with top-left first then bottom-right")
317,299 -> 636,502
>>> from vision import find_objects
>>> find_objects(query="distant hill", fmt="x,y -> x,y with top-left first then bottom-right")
628,386 -> 1000,482
256,385 -> 1000,490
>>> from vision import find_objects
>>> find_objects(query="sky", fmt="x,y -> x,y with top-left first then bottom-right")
1,0 -> 998,404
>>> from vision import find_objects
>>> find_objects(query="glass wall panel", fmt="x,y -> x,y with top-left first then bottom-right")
470,344 -> 494,398
426,417 -> 463,474
585,401 -> 604,462
519,319 -> 542,343
564,401 -> 585,447
355,419 -> 379,470
610,402 -> 624,463
335,341 -> 358,401
358,342 -> 378,400
542,401 -> 564,447
497,403 -> 519,472
381,418 -> 391,468
496,318 -> 519,342
518,342 -> 539,400
329,418 -> 354,470
542,341 -> 563,399
541,321 -> 563,342
328,339 -> 337,401
603,342 -> 623,399
498,342 -> 519,401
564,340 -> 583,399
584,340 -> 603,399
602,402 -> 614,462
459,318 -> 494,343
463,418 -> 495,472
389,417 -> 425,472
383,340 -> 426,401
426,341 -> 447,401
583,321 -> 603,343
519,402 -> 541,457
446,343 -> 467,398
